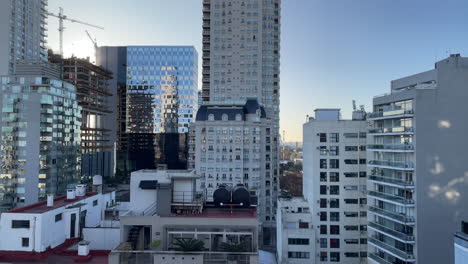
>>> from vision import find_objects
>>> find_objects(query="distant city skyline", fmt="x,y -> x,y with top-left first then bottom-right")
47,0 -> 468,141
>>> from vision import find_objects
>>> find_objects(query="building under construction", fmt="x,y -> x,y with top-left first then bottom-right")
49,51 -> 114,179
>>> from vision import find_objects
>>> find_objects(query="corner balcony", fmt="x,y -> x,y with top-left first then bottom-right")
367,144 -> 414,152
368,222 -> 415,243
367,191 -> 415,207
367,108 -> 414,121
368,175 -> 414,189
368,126 -> 414,136
368,237 -> 415,262
368,160 -> 414,171
368,206 -> 415,225
368,253 -> 396,264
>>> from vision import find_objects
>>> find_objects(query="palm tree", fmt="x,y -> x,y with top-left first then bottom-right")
174,238 -> 206,252
219,242 -> 247,252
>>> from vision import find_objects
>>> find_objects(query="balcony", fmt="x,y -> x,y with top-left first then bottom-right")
368,160 -> 414,171
367,144 -> 414,152
369,175 -> 414,189
368,253 -> 395,264
368,237 -> 415,262
368,126 -> 414,135
368,206 -> 415,225
368,222 -> 415,242
368,107 -> 414,120
367,191 -> 414,206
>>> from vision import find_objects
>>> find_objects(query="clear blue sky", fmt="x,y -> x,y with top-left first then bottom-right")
47,0 -> 468,142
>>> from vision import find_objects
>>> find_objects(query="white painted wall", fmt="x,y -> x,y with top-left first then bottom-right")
173,179 -> 193,203
83,228 -> 120,250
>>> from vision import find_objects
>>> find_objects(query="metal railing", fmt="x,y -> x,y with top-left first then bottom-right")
368,252 -> 395,264
367,191 -> 414,205
368,160 -> 414,169
367,144 -> 414,151
368,222 -> 415,242
108,251 -> 258,264
368,206 -> 415,224
369,176 -> 414,188
368,109 -> 413,119
368,237 -> 415,261
171,191 -> 205,204
368,127 -> 414,134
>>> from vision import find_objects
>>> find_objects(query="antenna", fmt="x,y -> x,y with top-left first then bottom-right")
352,100 -> 357,111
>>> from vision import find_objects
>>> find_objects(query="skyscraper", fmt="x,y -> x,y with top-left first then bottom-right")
367,54 -> 468,264
97,46 -> 199,178
0,0 -> 48,76
200,0 -> 281,247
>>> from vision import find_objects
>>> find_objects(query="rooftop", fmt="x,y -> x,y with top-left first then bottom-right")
164,206 -> 257,219
7,192 -> 98,214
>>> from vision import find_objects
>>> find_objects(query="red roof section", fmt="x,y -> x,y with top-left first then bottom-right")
7,192 -> 98,214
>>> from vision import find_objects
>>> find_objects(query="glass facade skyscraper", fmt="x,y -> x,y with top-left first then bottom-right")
126,46 -> 198,134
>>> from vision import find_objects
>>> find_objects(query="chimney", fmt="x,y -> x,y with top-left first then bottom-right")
67,189 -> 76,200
93,175 -> 103,193
47,194 -> 54,207
75,184 -> 86,197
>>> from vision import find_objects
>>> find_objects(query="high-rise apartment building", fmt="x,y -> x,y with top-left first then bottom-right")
201,0 -> 281,247
0,63 -> 81,211
189,100 -> 277,229
303,108 -> 368,263
49,53 -> 114,179
455,221 -> 468,264
366,54 -> 468,264
0,0 -> 48,76
97,46 -> 198,178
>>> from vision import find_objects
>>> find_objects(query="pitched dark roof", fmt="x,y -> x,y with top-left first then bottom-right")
195,98 -> 266,121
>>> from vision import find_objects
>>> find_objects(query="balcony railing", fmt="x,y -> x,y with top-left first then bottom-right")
368,253 -> 395,264
367,144 -> 414,151
369,176 -> 414,188
368,206 -> 415,224
368,160 -> 414,170
109,251 -> 258,264
368,222 -> 415,242
367,191 -> 415,205
368,109 -> 414,119
368,237 -> 415,261
368,127 -> 414,134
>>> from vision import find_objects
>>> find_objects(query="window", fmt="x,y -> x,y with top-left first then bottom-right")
360,225 -> 367,231
330,225 -> 340,235
360,211 -> 367,217
344,133 -> 357,138
299,222 -> 309,229
359,171 -> 367,178
320,252 -> 328,261
344,159 -> 358,164
288,252 -> 310,259
329,172 -> 339,182
330,198 -> 339,208
360,198 -> 367,205
344,185 -> 358,191
320,185 -> 327,195
320,199 -> 327,208
208,114 -> 215,121
329,146 -> 339,156
22,237 -> 29,247
359,159 -> 367,164
320,172 -> 327,182
344,212 -> 358,217
344,172 -> 358,178
345,252 -> 359,258
319,133 -> 327,142
286,222 -> 296,229
330,252 -> 340,262
330,239 -> 340,248
93,200 -> 98,206
360,238 -> 367,244
319,146 -> 327,155
330,133 -> 339,142
344,226 -> 359,231
330,212 -> 340,221
55,213 -> 62,222
359,132 -> 367,138
345,146 -> 358,151
288,238 -> 309,245
222,114 -> 228,121
344,199 -> 358,204
345,239 -> 359,244
360,252 -> 368,257
330,185 -> 339,195
320,212 -> 327,221
330,159 -> 339,169
320,159 -> 327,169
320,225 -> 327,234
320,238 -> 327,248
12,220 -> 30,229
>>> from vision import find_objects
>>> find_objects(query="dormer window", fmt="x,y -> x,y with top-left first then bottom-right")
222,114 -> 228,121
235,114 -> 242,121
208,114 -> 215,121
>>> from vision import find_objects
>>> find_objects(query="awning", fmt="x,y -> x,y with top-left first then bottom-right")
139,180 -> 158,189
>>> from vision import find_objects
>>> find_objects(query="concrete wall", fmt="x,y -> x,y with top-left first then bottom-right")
414,56 -> 468,264
0,1 -> 11,76
83,227 -> 120,250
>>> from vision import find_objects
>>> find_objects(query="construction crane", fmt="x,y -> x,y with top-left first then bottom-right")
85,30 -> 98,62
48,7 -> 104,57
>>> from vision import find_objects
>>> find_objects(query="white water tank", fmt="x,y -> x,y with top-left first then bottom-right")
75,184 -> 86,197
47,194 -> 54,207
93,175 -> 103,185
67,189 -> 76,200
78,240 -> 90,256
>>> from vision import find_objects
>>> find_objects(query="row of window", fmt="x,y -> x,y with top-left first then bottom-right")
318,132 -> 367,143
318,251 -> 367,261
319,211 -> 367,221
319,171 -> 367,182
320,225 -> 367,234
319,145 -> 366,155
319,159 -> 366,169
319,198 -> 367,208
